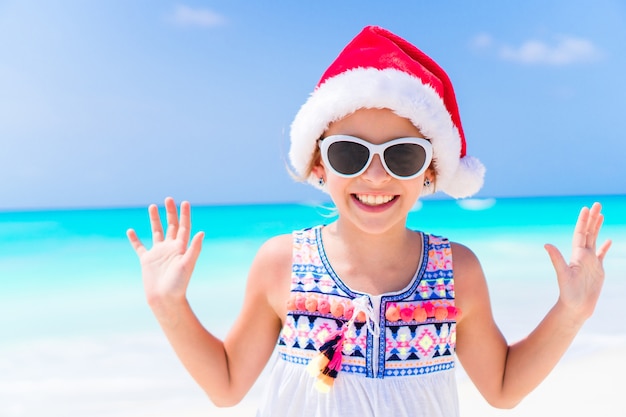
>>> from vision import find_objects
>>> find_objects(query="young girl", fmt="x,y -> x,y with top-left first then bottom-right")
127,26 -> 611,416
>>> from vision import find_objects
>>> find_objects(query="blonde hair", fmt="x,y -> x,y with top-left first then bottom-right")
288,140 -> 322,184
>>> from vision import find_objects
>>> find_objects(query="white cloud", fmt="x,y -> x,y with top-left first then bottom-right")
470,33 -> 493,50
499,35 -> 602,65
171,5 -> 226,28
470,33 -> 602,66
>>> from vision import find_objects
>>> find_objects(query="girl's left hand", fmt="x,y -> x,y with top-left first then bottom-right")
544,202 -> 612,322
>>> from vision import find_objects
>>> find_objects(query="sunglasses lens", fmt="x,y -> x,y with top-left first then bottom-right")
384,143 -> 427,177
327,141 -> 370,175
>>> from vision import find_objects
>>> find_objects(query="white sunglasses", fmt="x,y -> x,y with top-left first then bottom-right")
319,135 -> 433,180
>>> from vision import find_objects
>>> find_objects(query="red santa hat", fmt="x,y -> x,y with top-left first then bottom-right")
289,25 -> 485,198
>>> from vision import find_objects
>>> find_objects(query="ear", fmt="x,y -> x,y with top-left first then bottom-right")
425,165 -> 436,182
311,162 -> 326,180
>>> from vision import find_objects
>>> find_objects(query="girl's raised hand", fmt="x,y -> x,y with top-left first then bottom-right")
127,197 -> 205,322
544,202 -> 612,322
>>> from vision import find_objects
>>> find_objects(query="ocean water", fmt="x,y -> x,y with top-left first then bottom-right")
0,195 -> 625,416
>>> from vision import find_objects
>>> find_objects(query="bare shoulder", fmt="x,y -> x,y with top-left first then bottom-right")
247,233 -> 293,322
450,241 -> 482,275
450,241 -> 490,323
254,233 -> 293,266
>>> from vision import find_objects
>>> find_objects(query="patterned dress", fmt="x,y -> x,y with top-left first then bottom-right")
256,226 -> 460,417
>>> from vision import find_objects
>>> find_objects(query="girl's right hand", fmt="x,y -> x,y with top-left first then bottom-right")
127,197 -> 204,323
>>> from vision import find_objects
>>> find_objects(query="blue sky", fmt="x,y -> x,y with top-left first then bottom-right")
1,1 -> 625,210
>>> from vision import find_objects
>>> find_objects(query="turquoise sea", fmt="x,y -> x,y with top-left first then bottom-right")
1,195 -> 625,416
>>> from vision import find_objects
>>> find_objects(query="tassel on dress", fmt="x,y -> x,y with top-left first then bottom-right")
306,328 -> 346,393
306,296 -> 378,393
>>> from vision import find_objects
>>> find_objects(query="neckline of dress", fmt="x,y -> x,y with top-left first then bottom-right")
313,225 -> 429,300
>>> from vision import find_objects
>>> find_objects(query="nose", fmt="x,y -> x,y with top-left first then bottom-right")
361,154 -> 391,184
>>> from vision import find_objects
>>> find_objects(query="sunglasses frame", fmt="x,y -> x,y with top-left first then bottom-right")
318,135 -> 433,180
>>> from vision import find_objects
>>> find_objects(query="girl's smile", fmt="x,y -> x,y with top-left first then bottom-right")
353,193 -> 396,206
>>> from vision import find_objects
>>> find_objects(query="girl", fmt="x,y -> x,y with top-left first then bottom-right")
127,26 -> 611,416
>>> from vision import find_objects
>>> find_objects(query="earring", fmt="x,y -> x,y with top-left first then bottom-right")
423,178 -> 432,188
318,177 -> 325,187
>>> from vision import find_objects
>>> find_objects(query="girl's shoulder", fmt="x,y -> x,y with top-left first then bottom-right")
448,241 -> 488,322
247,233 -> 294,322
449,241 -> 483,274
422,234 -> 482,275
254,233 -> 293,268
254,225 -> 323,268
449,240 -> 479,260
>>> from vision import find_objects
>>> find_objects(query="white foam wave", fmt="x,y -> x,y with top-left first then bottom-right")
456,198 -> 496,211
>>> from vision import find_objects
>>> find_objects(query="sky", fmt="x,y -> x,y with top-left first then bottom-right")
1,0 -> 625,210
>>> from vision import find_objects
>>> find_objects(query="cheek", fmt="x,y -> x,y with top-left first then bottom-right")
324,174 -> 352,196
403,178 -> 425,198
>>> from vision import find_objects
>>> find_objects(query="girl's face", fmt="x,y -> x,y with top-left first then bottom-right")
314,108 -> 431,235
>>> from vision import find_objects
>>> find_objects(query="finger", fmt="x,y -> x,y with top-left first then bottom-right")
126,229 -> 147,257
584,212 -> 604,250
589,203 -> 605,235
585,203 -> 603,247
597,239 -> 612,262
592,211 -> 604,234
164,197 -> 179,240
572,206 -> 591,249
182,231 -> 205,269
178,201 -> 192,243
148,204 -> 165,243
545,243 -> 568,280
589,201 -> 602,214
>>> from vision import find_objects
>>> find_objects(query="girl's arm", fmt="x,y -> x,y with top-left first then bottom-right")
454,202 -> 612,408
127,197 -> 291,407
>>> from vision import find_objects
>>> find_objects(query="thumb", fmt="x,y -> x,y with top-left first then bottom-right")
127,228 -> 147,257
544,243 -> 568,278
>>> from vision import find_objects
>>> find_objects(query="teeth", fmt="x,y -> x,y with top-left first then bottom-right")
355,194 -> 394,206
